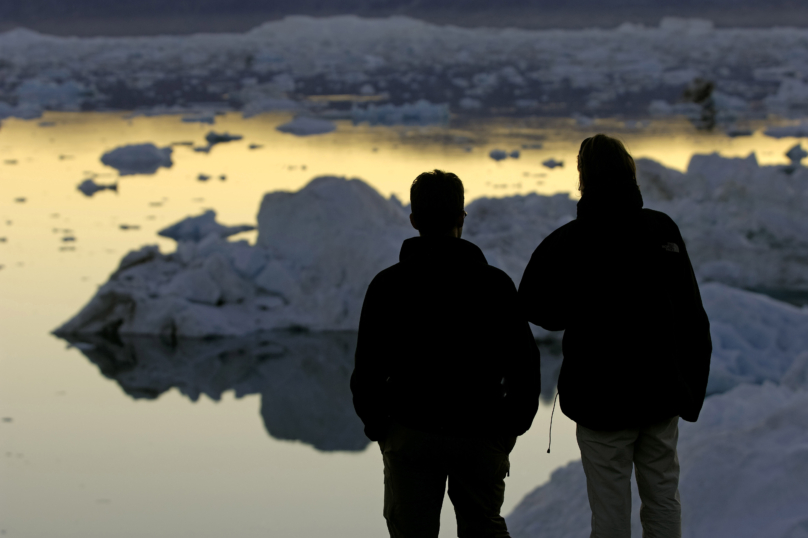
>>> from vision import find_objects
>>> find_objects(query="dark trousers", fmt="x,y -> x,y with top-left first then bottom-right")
379,422 -> 516,538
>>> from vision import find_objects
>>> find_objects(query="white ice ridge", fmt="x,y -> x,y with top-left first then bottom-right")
2,16 -> 808,120
506,377 -> 808,538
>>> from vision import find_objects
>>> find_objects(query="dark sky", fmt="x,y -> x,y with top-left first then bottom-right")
0,0 -> 803,35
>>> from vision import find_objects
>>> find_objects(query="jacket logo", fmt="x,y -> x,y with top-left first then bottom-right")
662,242 -> 680,253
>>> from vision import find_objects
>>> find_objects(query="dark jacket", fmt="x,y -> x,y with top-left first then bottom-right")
351,236 -> 541,441
518,186 -> 712,431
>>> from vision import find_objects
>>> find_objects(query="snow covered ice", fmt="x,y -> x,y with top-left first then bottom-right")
56,152 -> 808,339
100,143 -> 173,175
4,16 -> 808,122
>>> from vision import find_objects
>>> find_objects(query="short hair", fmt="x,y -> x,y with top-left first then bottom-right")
578,134 -> 637,193
410,170 -> 465,234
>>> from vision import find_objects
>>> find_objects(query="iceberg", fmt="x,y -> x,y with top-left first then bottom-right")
55,153 -> 808,340
100,143 -> 173,175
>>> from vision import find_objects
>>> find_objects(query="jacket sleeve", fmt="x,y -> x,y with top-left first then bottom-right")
500,277 -> 542,436
672,224 -> 713,422
518,229 -> 572,331
350,277 -> 393,441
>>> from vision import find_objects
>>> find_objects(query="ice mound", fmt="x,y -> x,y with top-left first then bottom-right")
3,16 -> 808,120
507,381 -> 808,538
100,143 -> 173,175
56,152 -> 808,340
54,176 -> 412,338
58,331 -> 369,452
157,210 -> 255,242
637,153 -> 808,290
703,283 -> 808,394
276,117 -> 336,136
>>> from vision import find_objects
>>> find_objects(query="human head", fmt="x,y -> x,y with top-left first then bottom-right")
409,169 -> 466,238
577,134 -> 637,194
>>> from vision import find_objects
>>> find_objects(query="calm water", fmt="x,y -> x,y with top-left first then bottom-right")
0,112 -> 802,537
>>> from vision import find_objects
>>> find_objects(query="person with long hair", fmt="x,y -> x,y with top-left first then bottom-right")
519,134 -> 712,538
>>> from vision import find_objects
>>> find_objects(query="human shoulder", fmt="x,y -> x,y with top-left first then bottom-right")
537,218 -> 580,251
367,262 -> 403,292
640,208 -> 683,236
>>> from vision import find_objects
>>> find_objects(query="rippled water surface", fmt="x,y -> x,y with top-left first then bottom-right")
0,112 -> 803,537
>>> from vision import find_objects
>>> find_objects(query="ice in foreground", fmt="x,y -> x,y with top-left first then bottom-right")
506,376 -> 808,538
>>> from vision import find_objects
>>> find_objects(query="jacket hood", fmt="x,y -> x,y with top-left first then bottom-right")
399,236 -> 488,265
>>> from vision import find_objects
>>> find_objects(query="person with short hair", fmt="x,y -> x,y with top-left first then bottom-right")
518,135 -> 712,538
352,169 -> 541,538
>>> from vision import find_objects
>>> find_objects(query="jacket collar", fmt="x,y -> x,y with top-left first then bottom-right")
399,236 -> 488,265
576,184 -> 644,221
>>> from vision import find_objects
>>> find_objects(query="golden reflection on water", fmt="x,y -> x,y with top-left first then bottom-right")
0,111 -> 803,312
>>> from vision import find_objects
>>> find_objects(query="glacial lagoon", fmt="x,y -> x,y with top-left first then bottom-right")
1,110 -> 807,537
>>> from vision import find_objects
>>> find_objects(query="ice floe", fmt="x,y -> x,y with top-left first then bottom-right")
100,143 -> 173,175
157,210 -> 255,242
3,17 -> 808,121
77,179 -> 117,197
276,117 -> 336,136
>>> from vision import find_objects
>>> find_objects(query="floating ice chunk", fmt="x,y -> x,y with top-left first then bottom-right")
119,224 -> 140,231
248,144 -> 264,150
785,143 -> 807,165
100,143 -> 173,175
489,149 -> 508,161
510,150 -> 520,159
157,210 -> 254,243
197,173 -> 210,181
77,179 -> 117,197
276,117 -> 336,136
542,159 -> 564,169
205,131 -> 243,145
351,100 -> 449,126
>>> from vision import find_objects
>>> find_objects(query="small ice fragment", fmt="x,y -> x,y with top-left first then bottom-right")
205,131 -> 243,145
542,158 -> 564,169
119,224 -> 140,231
14,197 -> 25,203
276,117 -> 336,136
1,418 -> 11,423
248,144 -> 263,150
59,155 -> 73,160
0,237 -> 6,242
77,179 -> 117,197
171,141 -> 194,146
62,236 -> 76,242
100,144 -> 173,175
197,173 -> 211,181
4,160 -> 17,165
219,175 -> 226,181
510,150 -> 521,159
786,143 -> 808,165
489,149 -> 508,161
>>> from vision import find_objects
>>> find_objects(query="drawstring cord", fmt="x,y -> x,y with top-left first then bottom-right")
547,392 -> 559,454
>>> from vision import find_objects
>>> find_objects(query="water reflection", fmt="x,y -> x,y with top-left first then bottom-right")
59,330 -> 564,450
58,331 -> 370,452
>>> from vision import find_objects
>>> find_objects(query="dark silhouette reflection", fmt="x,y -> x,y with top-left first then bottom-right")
58,331 -> 370,452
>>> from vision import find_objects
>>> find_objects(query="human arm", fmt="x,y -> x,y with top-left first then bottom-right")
350,277 -> 393,441
518,227 -> 573,331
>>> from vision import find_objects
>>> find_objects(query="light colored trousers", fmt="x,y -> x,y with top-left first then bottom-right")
576,416 -> 681,538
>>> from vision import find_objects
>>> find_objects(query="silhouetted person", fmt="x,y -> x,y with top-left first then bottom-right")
351,170 -> 541,538
518,135 -> 712,538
